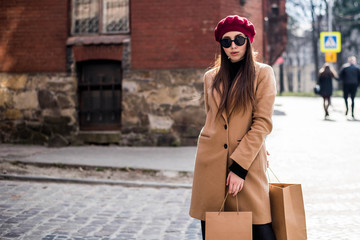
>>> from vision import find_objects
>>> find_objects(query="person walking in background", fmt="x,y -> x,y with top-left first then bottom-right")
339,56 -> 360,118
318,63 -> 338,119
189,15 -> 277,240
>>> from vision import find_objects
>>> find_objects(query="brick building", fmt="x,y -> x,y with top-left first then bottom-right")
0,0 -> 287,146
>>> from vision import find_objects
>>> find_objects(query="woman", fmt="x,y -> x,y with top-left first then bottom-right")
189,15 -> 277,240
318,63 -> 337,118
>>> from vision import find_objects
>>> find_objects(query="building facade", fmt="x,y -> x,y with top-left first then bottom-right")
0,0 -> 287,146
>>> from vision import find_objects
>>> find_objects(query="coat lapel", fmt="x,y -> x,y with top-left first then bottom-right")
212,84 -> 228,123
227,98 -> 236,120
214,83 -> 236,121
226,66 -> 260,119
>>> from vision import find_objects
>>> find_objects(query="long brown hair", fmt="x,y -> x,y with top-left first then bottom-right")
211,38 -> 257,118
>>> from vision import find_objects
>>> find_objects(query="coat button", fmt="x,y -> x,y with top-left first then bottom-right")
224,144 -> 228,149
224,124 -> 227,130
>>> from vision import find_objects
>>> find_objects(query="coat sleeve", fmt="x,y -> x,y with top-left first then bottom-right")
339,68 -> 344,82
230,65 -> 277,170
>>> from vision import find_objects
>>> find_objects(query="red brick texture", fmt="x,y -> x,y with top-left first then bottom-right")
0,0 -> 68,73
131,0 -> 265,69
131,0 -> 219,69
73,45 -> 124,62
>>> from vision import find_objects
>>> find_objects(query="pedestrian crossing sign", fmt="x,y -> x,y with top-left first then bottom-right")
320,32 -> 341,52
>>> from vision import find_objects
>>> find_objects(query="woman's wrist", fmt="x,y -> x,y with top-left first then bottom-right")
229,161 -> 248,180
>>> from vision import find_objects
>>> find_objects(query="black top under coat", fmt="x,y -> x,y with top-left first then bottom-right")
227,59 -> 248,180
229,59 -> 243,83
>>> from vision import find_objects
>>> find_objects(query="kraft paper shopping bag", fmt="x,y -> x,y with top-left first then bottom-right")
205,193 -> 252,240
269,183 -> 307,240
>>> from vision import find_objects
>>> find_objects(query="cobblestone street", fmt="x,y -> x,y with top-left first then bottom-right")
1,97 -> 360,239
0,181 -> 197,240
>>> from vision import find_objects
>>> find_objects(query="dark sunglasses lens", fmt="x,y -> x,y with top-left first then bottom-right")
234,35 -> 246,46
220,38 -> 232,48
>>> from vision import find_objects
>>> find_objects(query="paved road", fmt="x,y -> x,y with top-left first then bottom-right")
1,97 -> 360,239
268,97 -> 360,239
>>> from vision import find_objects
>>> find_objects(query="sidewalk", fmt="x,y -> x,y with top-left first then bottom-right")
0,143 -> 197,189
0,145 -> 197,172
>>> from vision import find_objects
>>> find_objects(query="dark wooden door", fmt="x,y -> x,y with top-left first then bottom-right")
77,60 -> 122,131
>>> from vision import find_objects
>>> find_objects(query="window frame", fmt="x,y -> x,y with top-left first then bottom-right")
77,60 -> 123,131
71,0 -> 130,36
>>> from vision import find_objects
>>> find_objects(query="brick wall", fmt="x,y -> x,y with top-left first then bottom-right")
131,0 -> 266,69
0,0 -> 68,73
72,45 -> 124,62
131,0 -> 220,69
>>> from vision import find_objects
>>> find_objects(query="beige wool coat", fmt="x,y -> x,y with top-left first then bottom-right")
189,62 -> 276,224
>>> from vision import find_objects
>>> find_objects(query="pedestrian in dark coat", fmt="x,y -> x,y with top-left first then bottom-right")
189,15 -> 277,240
339,56 -> 360,118
318,63 -> 337,118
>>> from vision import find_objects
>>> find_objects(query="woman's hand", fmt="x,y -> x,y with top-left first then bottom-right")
226,171 -> 244,197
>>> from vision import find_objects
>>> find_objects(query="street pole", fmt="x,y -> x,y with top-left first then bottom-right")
328,0 -> 333,31
310,0 -> 319,74
280,63 -> 284,95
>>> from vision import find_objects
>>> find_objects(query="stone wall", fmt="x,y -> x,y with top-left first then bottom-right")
0,73 -> 78,146
121,68 -> 207,146
0,68 -> 207,146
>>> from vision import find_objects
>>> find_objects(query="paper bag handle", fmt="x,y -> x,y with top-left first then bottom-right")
267,166 -> 281,183
218,192 -> 239,215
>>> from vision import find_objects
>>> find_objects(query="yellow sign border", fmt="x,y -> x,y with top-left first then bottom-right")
320,32 -> 341,53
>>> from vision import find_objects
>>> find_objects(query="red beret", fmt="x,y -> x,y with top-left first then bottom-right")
214,15 -> 256,43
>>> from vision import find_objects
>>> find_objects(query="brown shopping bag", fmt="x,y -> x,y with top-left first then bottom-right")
205,192 -> 252,240
269,183 -> 307,240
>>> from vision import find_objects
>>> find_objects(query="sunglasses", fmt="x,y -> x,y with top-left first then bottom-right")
220,35 -> 247,48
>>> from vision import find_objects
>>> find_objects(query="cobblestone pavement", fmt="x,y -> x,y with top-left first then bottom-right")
1,97 -> 360,239
0,181 -> 198,240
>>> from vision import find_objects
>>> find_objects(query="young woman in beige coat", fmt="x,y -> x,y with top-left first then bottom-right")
189,15 -> 277,240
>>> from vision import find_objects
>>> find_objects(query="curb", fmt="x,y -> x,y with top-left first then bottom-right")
0,159 -> 194,176
0,174 -> 192,189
